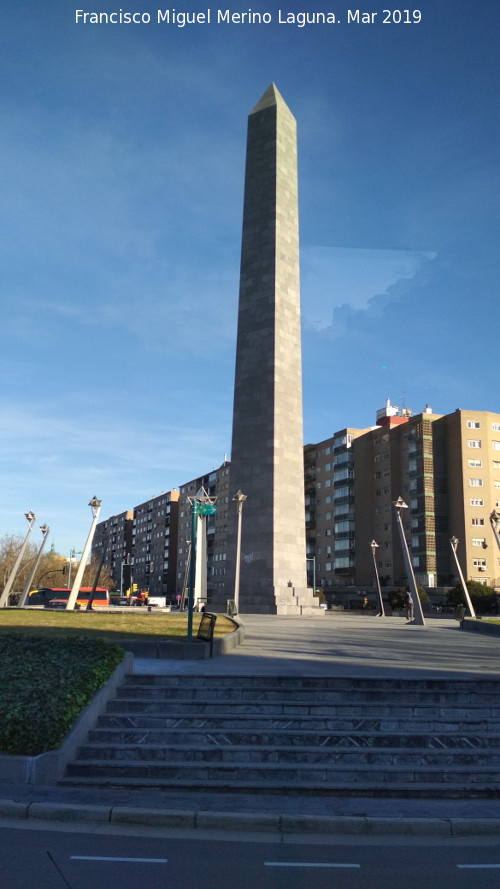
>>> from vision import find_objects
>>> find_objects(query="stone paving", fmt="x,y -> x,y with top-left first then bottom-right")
135,613 -> 500,679
1,613 -> 499,834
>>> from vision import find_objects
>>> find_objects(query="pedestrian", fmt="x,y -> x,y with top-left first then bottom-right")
403,589 -> 414,621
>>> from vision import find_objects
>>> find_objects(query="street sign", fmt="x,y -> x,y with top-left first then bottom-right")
196,503 -> 217,516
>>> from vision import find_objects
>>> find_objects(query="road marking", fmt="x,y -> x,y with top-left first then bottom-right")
70,856 -> 167,864
457,864 -> 500,869
264,862 -> 360,868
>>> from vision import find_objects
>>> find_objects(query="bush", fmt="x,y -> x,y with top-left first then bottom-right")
0,635 -> 124,755
447,580 -> 496,615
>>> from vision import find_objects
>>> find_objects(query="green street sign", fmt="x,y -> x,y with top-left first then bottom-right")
196,503 -> 217,516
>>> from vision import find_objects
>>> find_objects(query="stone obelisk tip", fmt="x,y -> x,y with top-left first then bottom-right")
250,83 -> 286,115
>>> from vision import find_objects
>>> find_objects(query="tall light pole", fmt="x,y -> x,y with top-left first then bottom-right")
66,497 -> 102,611
186,488 -> 217,641
233,490 -> 247,615
19,524 -> 50,607
392,497 -> 425,626
370,539 -> 385,617
0,511 -> 37,607
450,536 -> 476,619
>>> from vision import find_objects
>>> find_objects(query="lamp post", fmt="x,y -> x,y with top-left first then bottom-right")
19,524 -> 50,607
392,497 -> 425,626
186,489 -> 217,641
66,548 -> 82,588
66,497 -> 102,611
233,490 -> 247,615
0,511 -> 37,608
450,536 -> 476,619
370,540 -> 385,617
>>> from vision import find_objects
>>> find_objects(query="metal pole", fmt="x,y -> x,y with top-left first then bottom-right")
187,503 -> 197,642
450,536 -> 476,619
66,497 -> 102,611
0,511 -> 37,607
19,524 -> 50,607
370,540 -> 385,617
233,490 -> 247,615
87,537 -> 108,611
393,497 -> 425,626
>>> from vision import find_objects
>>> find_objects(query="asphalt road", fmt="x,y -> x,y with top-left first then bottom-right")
2,824 -> 500,889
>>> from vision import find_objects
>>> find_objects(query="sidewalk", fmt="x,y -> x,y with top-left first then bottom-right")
1,613 -> 499,836
135,612 -> 500,679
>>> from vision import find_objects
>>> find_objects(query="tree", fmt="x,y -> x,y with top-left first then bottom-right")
447,580 -> 496,615
0,535 -> 115,604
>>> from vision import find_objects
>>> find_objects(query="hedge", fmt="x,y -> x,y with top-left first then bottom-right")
0,634 -> 124,756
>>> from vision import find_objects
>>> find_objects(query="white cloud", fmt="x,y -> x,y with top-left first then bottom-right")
301,246 -> 436,332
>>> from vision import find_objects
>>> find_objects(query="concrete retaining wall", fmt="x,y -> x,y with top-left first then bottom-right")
462,618 -> 500,636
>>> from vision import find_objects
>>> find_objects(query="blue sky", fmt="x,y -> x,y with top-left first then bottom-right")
1,1 -> 498,556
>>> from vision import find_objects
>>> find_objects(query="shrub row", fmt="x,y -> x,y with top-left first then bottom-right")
0,634 -> 124,756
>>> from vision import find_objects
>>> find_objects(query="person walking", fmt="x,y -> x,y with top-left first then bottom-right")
403,589 -> 414,622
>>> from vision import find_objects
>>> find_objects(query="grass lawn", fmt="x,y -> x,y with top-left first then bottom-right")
0,609 -> 236,642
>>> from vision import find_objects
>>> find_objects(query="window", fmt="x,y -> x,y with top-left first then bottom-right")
472,539 -> 485,547
493,441 -> 500,450
467,420 -> 480,429
496,481 -> 500,489
468,459 -> 482,468
473,559 -> 486,568
470,498 -> 484,506
469,478 -> 483,487
493,461 -> 500,470
492,423 -> 500,432
471,517 -> 485,526
467,440 -> 481,448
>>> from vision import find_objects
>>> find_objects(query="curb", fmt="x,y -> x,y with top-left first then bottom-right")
0,799 -> 499,837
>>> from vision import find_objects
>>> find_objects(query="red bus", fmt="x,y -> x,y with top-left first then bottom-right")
27,587 -> 110,608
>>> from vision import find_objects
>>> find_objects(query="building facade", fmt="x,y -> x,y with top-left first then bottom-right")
304,403 -> 500,595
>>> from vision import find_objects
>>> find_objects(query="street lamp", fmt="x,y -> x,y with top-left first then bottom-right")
66,548 -> 82,588
66,497 -> 102,611
19,524 -> 50,607
0,511 -> 37,607
450,536 -> 476,619
186,489 -> 217,641
392,497 -> 425,626
233,490 -> 247,615
370,540 -> 385,617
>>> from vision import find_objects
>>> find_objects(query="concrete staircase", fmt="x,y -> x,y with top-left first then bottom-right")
61,675 -> 500,798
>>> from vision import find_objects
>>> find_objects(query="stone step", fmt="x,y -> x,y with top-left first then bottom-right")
58,773 -> 499,799
124,675 -> 500,692
97,713 -> 500,733
105,699 -> 500,719
61,674 -> 500,800
88,728 -> 500,751
77,741 -> 500,767
64,758 -> 500,786
115,685 -> 500,706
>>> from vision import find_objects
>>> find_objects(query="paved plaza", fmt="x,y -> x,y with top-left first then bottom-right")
1,613 -> 499,831
135,612 -> 500,679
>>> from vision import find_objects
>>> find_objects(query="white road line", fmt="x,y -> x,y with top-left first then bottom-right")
264,862 -> 360,868
70,856 -> 167,864
457,864 -> 500,869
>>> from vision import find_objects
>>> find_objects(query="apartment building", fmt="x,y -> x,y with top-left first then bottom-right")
438,410 -> 500,588
93,491 -> 179,598
94,405 -> 500,604
305,403 -> 500,594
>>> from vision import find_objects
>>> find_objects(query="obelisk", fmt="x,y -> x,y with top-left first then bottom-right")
223,84 -> 318,614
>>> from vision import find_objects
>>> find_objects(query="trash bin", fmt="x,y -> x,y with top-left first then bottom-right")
455,604 -> 466,623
